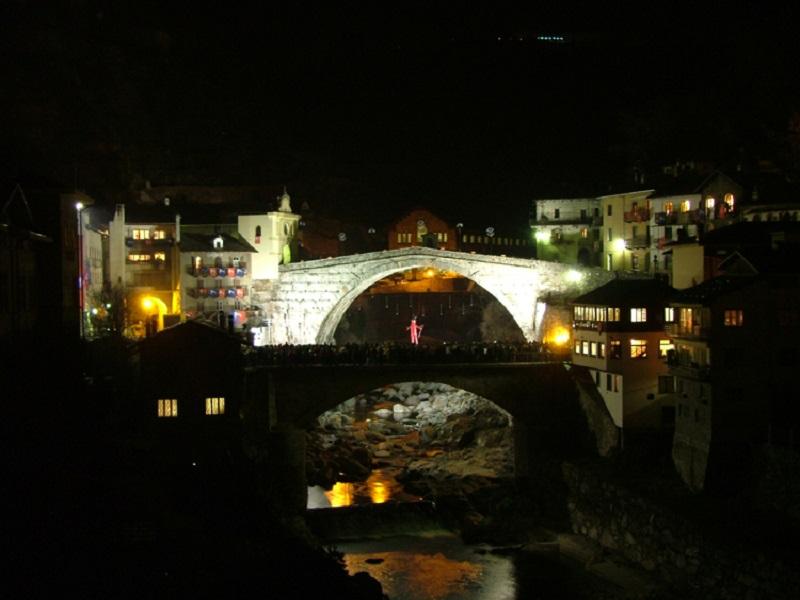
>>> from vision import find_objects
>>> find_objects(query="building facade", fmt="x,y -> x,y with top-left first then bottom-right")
667,271 -> 800,491
571,278 -> 676,431
179,232 -> 256,331
237,188 -> 301,279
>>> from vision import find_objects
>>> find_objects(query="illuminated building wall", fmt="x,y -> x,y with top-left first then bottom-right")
531,197 -> 601,266
237,188 -> 300,280
571,278 -> 676,430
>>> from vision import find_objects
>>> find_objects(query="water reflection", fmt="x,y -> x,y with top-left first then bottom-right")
320,469 -> 420,507
345,549 -> 485,600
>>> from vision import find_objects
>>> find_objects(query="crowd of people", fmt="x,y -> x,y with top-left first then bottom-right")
243,340 -> 569,367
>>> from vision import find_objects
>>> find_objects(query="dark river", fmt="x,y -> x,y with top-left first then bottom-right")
337,533 -> 622,600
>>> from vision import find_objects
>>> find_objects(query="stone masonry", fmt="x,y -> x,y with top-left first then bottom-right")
250,247 -> 614,344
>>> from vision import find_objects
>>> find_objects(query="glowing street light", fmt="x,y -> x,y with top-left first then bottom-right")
612,238 -> 626,253
565,269 -> 583,283
534,230 -> 550,243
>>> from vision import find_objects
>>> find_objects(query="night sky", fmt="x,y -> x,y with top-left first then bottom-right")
3,2 -> 799,225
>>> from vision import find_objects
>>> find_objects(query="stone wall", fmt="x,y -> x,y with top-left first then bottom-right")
251,247 -> 615,344
562,461 -> 800,599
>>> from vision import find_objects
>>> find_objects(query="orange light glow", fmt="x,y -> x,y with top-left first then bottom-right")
368,473 -> 390,504
551,327 -> 570,345
325,482 -> 354,507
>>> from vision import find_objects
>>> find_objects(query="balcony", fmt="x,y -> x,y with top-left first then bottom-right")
623,208 -> 650,223
188,287 -> 248,299
187,265 -> 248,278
625,235 -> 649,249
666,355 -> 711,380
533,214 -> 599,226
653,211 -> 705,226
665,323 -> 709,339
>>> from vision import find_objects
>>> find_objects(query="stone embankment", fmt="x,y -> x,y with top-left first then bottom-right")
563,461 -> 800,600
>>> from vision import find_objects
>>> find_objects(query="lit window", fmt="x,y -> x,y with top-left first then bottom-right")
680,200 -> 691,212
127,254 -> 152,262
630,308 -> 647,322
132,228 -> 150,240
724,309 -> 743,327
725,193 -> 735,211
609,339 -> 622,359
664,307 -> 675,322
630,339 -> 647,358
599,343 -> 605,358
157,399 -> 178,417
659,339 -> 674,357
582,340 -> 589,355
574,340 -> 581,354
154,252 -> 166,261
397,233 -> 403,243
580,227 -> 588,238
664,201 -> 673,215
705,197 -> 715,210
153,230 -> 166,240
608,307 -> 621,322
205,397 -> 225,415
590,342 -> 597,356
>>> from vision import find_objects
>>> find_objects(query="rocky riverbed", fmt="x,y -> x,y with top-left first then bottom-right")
306,382 -> 537,542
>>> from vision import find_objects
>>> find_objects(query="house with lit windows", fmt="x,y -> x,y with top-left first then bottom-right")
530,197 -> 603,266
137,319 -> 245,457
108,202 -> 182,336
178,231 -> 257,331
666,260 -> 800,491
388,208 -> 457,251
570,278 -> 676,434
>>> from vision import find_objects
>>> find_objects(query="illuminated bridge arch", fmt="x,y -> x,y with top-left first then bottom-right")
250,247 -> 613,345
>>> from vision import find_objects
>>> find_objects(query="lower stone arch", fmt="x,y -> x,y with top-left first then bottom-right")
306,380 -> 521,501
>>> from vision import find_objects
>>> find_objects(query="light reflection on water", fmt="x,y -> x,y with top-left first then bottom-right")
309,469 -> 421,509
339,535 -> 617,600
339,535 -> 515,600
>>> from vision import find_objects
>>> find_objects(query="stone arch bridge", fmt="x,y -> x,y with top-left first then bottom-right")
242,361 -> 604,512
251,247 -> 614,344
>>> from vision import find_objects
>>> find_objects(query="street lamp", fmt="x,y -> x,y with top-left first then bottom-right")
75,202 -> 86,339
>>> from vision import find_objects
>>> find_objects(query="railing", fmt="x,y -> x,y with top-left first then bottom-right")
623,208 -> 650,222
187,266 -> 248,277
665,323 -> 709,339
188,287 -> 248,299
244,341 -> 565,367
653,211 -> 704,226
666,358 -> 711,380
625,235 -> 649,249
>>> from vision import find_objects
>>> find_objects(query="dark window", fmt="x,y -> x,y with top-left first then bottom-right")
609,339 -> 622,359
658,376 -> 675,393
607,205 -> 612,216
580,209 -> 587,220
554,208 -> 560,219
606,373 -> 612,391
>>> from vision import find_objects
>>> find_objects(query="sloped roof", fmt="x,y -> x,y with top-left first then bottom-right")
178,231 -> 256,253
572,278 -> 675,306
669,276 -> 758,305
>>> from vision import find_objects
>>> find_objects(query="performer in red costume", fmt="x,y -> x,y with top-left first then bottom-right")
406,315 -> 424,345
